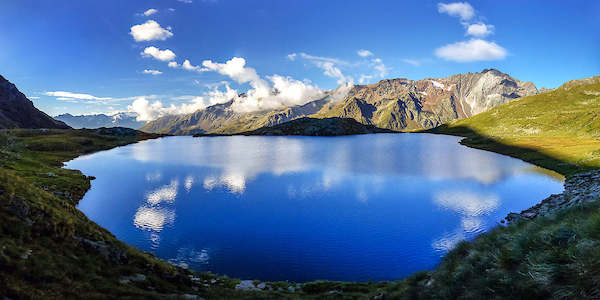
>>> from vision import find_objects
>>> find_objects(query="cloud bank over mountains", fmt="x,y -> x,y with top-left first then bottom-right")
44,1 -> 512,121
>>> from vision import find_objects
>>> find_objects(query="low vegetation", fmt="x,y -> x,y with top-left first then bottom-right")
1,76 -> 599,299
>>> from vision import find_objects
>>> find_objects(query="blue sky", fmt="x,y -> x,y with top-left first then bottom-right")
0,0 -> 598,118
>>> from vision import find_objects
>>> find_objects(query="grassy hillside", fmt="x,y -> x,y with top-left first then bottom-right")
432,76 -> 600,176
0,128 -> 408,299
2,76 -> 600,299
399,76 -> 600,298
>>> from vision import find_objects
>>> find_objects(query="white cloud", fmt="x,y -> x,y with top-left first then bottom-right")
127,85 -> 239,121
168,61 -> 179,68
127,97 -> 179,121
466,23 -> 494,37
44,91 -> 112,101
401,58 -> 421,66
292,53 -> 351,84
298,52 -> 347,65
29,96 -> 40,99
143,69 -> 162,75
435,38 -> 507,62
201,57 -> 324,112
143,8 -> 158,16
357,49 -> 373,57
141,46 -> 176,61
438,2 -> 475,21
130,20 -> 173,42
182,59 -> 207,72
177,0 -> 193,3
314,61 -> 351,84
358,74 -> 373,84
371,58 -> 389,78
286,53 -> 297,61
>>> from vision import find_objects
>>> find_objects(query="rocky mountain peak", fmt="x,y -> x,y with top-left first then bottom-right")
140,69 -> 538,135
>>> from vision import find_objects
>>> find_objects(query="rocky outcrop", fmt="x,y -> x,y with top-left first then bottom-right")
314,69 -> 539,131
141,69 -> 538,135
559,75 -> 600,90
0,75 -> 70,129
505,171 -> 600,223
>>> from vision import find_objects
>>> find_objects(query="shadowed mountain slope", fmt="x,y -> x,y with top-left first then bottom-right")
0,75 -> 69,129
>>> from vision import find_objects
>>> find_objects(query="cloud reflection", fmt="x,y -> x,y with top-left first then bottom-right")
147,179 -> 179,205
432,189 -> 500,252
185,176 -> 194,192
133,206 -> 176,232
129,135 -> 536,199
434,190 -> 499,216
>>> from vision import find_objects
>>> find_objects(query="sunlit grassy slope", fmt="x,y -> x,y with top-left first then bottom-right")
432,77 -> 600,176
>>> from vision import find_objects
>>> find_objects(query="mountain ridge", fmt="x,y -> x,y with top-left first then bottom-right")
0,75 -> 70,129
141,69 -> 538,135
54,112 -> 146,129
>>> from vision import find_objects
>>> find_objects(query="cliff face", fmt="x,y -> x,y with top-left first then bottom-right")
314,69 -> 539,130
141,69 -> 538,134
0,75 -> 70,129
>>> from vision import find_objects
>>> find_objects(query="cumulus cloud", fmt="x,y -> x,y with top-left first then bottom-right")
182,59 -> 207,72
201,57 -> 324,112
141,46 -> 176,61
466,23 -> 494,37
130,20 -> 173,42
44,91 -> 112,101
357,49 -> 373,57
168,61 -> 179,68
143,8 -> 158,16
128,97 -> 180,121
435,38 -> 507,62
143,69 -> 162,75
436,2 -> 505,62
127,84 -> 241,121
438,2 -> 474,21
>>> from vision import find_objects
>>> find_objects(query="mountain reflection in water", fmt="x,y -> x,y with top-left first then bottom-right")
70,134 -> 563,282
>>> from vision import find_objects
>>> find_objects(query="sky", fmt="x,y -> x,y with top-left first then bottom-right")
0,0 -> 598,119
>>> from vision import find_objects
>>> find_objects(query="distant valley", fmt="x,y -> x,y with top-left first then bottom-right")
54,112 -> 146,129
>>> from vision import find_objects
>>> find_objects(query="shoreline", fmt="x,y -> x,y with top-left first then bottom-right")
3,126 -> 598,298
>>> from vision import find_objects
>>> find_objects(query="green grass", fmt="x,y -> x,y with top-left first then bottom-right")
431,79 -> 600,176
2,77 -> 600,299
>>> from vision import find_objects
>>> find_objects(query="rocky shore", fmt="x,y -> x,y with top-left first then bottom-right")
505,170 -> 600,223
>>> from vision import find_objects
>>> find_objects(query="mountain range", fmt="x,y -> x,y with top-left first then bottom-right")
54,113 -> 146,129
0,75 -> 69,129
141,69 -> 539,135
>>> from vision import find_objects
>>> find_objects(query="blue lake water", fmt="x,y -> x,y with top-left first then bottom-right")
68,134 -> 563,282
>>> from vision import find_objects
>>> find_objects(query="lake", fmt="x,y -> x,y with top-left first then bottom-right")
68,134 -> 563,282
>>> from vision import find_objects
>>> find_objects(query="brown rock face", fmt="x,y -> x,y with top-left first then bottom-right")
141,69 -> 538,134
0,75 -> 70,129
314,68 -> 539,130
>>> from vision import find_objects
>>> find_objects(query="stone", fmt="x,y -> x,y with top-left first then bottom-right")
235,280 -> 259,291
505,170 -> 600,224
74,236 -> 128,264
